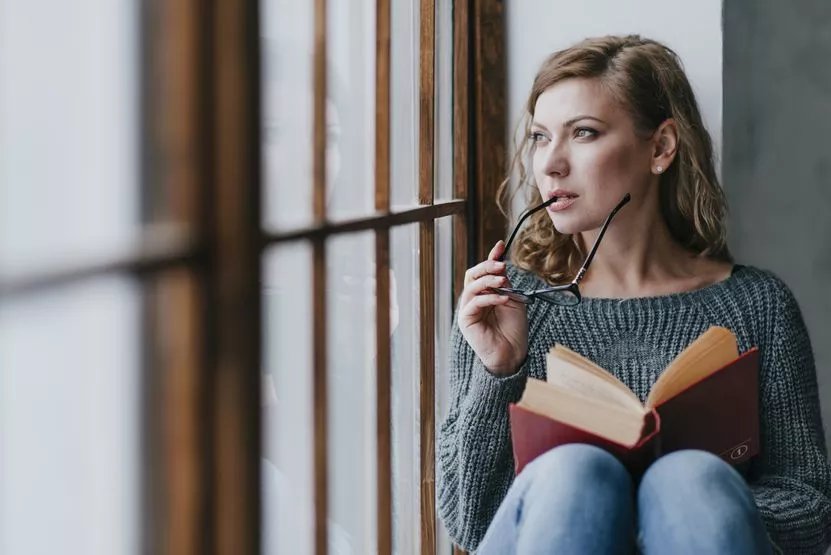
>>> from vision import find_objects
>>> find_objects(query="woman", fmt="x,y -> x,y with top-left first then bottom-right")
437,35 -> 831,554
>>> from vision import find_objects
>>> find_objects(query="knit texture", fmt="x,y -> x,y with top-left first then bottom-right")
437,264 -> 831,554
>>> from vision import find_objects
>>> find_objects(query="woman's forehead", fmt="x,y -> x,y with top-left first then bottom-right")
533,78 -> 623,126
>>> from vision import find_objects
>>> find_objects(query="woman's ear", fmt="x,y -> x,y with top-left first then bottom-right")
651,118 -> 679,175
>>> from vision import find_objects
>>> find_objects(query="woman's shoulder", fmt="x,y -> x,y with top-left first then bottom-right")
726,264 -> 801,310
717,264 -> 810,346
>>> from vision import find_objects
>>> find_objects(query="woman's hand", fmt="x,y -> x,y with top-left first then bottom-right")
458,241 -> 528,376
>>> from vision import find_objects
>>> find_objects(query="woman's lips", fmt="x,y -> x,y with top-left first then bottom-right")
547,195 -> 578,212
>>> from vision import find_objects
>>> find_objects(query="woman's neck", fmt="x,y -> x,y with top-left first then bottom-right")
575,211 -> 708,299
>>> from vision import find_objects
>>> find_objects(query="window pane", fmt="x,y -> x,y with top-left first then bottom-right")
0,1 -> 139,279
391,1 -> 419,209
327,231 -> 376,553
434,216 -> 454,555
435,0 -> 454,202
0,277 -> 140,555
435,217 -> 454,428
327,1 -> 376,220
261,2 -> 314,230
262,243 -> 314,555
390,224 -> 420,554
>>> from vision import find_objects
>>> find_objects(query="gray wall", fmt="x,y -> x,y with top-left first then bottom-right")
723,1 -> 831,450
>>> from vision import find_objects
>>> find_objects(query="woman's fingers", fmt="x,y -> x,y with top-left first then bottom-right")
487,240 -> 506,262
459,240 -> 512,312
458,293 -> 511,322
464,258 -> 506,287
460,274 -> 508,307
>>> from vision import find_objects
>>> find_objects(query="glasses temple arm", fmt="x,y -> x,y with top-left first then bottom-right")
574,193 -> 631,284
498,196 -> 558,262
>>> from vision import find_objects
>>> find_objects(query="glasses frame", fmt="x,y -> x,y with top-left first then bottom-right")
492,192 -> 631,305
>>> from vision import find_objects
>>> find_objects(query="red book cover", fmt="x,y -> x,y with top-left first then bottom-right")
509,348 -> 759,476
654,348 -> 759,463
509,404 -> 660,476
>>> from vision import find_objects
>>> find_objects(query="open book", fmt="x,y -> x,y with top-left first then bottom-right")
509,326 -> 760,476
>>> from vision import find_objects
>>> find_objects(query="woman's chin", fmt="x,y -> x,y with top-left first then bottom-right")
548,213 -> 588,235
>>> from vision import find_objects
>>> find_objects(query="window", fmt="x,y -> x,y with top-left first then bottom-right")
260,0 -> 465,551
0,0 -> 506,554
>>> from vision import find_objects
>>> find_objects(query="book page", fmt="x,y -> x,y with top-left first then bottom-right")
646,327 -> 739,407
547,347 -> 644,412
519,378 -> 647,447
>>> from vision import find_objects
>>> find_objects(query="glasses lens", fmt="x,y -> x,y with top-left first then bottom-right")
536,287 -> 580,306
492,287 -> 534,305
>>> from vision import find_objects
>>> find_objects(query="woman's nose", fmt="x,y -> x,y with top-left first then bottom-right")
541,142 -> 570,178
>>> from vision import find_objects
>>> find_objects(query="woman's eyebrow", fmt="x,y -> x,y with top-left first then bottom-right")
561,115 -> 606,127
530,115 -> 607,131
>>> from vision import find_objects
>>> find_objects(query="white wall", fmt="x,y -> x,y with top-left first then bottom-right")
506,0 -> 723,213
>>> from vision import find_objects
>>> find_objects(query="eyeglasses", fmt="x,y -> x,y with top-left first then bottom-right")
491,193 -> 631,306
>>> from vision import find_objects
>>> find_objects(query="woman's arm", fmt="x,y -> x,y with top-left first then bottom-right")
436,313 -> 528,551
749,280 -> 831,555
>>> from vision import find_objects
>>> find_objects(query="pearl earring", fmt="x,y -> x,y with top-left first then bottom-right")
655,166 -> 664,174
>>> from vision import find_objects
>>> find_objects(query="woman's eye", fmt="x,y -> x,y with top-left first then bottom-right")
574,127 -> 598,139
530,131 -> 548,143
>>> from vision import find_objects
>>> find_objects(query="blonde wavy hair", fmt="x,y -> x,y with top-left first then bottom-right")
498,35 -> 731,284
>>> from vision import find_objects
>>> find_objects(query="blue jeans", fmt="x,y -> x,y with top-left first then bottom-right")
477,444 -> 772,555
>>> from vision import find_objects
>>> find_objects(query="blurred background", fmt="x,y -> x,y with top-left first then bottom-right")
1,1 -> 829,554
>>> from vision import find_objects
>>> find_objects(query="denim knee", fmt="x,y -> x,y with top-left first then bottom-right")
639,449 -> 750,503
637,450 -> 770,555
522,443 -> 631,492
479,444 -> 636,555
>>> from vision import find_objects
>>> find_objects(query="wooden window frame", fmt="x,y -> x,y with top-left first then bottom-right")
0,0 -> 506,554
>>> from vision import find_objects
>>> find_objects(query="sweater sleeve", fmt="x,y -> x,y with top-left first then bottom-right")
436,313 -> 528,552
749,281 -> 831,554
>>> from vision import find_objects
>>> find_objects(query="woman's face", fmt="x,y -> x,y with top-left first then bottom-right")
530,77 -> 656,235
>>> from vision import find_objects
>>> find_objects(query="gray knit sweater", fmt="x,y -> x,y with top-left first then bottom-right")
437,264 -> 831,554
